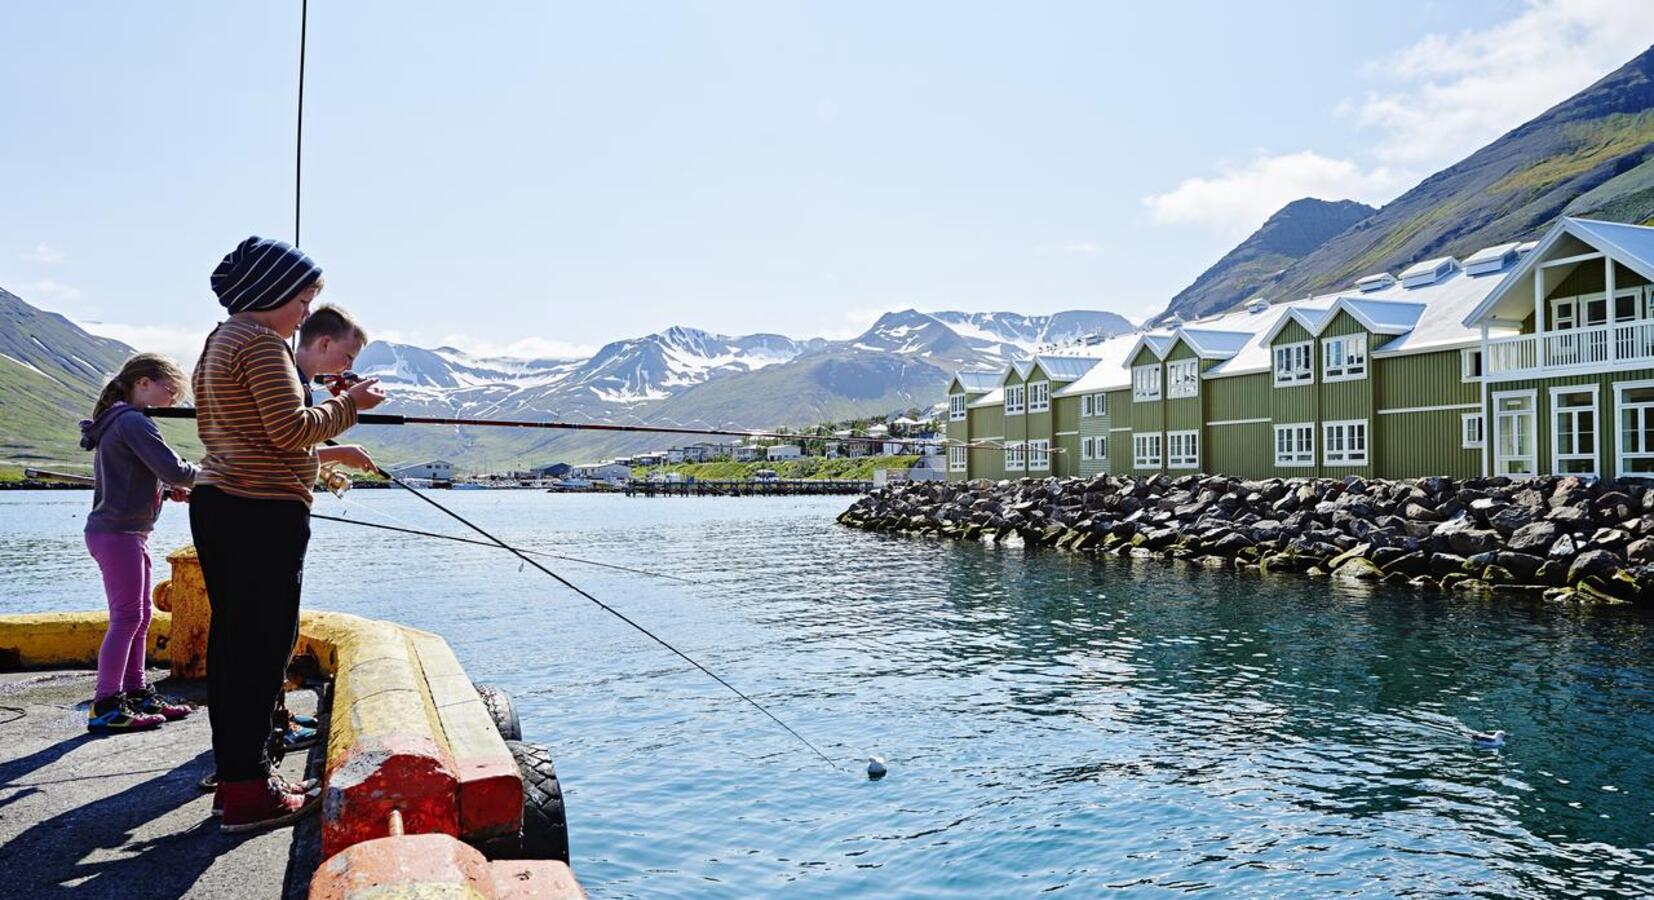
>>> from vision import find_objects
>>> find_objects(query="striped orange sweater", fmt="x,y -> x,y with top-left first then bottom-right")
192,316 -> 358,505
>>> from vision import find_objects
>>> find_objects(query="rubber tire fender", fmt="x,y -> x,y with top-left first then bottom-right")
502,739 -> 570,863
473,682 -> 522,741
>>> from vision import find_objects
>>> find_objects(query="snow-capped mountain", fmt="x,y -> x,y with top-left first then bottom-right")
346,309 -> 1132,466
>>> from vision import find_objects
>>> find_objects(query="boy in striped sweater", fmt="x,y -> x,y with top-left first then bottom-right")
191,236 -> 385,833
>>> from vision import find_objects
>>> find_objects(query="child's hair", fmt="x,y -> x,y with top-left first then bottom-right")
298,304 -> 368,349
93,353 -> 189,419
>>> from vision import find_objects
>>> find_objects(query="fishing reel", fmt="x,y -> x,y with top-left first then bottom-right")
312,371 -> 364,397
317,462 -> 353,498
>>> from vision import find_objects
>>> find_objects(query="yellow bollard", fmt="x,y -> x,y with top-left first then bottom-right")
153,545 -> 211,679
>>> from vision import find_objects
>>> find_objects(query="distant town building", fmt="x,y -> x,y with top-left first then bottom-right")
766,444 -> 802,460
389,460 -> 455,481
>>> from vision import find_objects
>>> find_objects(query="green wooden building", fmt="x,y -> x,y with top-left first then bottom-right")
947,217 -> 1654,483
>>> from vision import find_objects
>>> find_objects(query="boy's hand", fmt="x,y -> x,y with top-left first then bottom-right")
328,445 -> 378,473
345,377 -> 386,411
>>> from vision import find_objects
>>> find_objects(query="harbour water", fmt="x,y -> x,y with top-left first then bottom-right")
4,489 -> 1654,897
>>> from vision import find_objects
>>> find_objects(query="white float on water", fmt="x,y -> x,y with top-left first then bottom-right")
867,756 -> 887,779
1470,730 -> 1507,749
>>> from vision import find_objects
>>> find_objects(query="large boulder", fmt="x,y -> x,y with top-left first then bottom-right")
1507,521 -> 1559,554
1568,549 -> 1624,585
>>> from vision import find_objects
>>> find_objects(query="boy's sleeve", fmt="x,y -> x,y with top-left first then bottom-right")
120,412 -> 200,486
238,332 -> 359,450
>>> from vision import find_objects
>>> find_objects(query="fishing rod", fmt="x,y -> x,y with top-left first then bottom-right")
145,403 -> 1002,450
309,512 -> 701,585
373,464 -> 843,771
23,468 -> 696,584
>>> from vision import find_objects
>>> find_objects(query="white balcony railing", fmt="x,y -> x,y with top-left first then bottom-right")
1485,320 -> 1654,376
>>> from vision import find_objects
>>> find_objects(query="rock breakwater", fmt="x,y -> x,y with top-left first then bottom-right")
838,474 -> 1654,603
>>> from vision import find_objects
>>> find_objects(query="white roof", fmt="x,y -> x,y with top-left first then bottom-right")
953,371 -> 1000,393
1032,354 -> 1103,381
968,386 -> 1004,408
1463,242 -> 1522,267
1464,217 -> 1654,326
1400,255 -> 1460,282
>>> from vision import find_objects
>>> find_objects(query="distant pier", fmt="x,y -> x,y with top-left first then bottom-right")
624,478 -> 872,497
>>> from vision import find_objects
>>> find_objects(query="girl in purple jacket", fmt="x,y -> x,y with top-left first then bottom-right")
80,353 -> 198,732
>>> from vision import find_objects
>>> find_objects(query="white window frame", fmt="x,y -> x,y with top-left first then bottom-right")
1132,365 -> 1161,402
1460,412 -> 1484,449
1167,429 -> 1200,469
1004,384 -> 1025,416
949,393 -> 967,421
1272,341 -> 1314,387
1080,436 -> 1093,460
1492,389 -> 1537,477
1550,386 -> 1599,477
1097,435 -> 1107,459
1027,381 -> 1050,413
1027,439 -> 1050,471
1614,379 -> 1654,479
1322,419 -> 1369,466
1004,440 -> 1026,472
1460,348 -> 1483,382
1081,394 -> 1093,417
948,445 -> 967,472
1081,393 -> 1108,418
1273,423 -> 1314,467
1132,433 -> 1162,469
1166,359 -> 1199,398
1322,333 -> 1368,382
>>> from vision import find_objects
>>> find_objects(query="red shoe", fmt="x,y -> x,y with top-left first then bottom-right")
217,776 -> 321,833
210,773 -> 318,817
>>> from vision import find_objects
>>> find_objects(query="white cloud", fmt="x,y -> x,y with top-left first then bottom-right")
1142,151 -> 1408,235
1348,0 -> 1654,164
22,243 -> 65,264
75,320 -> 209,368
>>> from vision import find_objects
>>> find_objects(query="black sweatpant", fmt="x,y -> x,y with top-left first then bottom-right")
189,485 -> 311,782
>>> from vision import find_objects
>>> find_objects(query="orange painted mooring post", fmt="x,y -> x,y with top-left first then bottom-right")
150,546 -> 210,679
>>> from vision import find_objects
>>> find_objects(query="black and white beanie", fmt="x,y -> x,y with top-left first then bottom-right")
210,236 -> 323,314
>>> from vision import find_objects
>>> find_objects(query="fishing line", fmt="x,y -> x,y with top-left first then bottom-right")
375,466 -> 843,772
309,512 -> 702,584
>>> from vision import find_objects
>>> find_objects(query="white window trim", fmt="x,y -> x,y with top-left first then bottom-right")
1166,359 -> 1199,399
1004,440 -> 1026,472
1097,435 -> 1107,460
1004,384 -> 1025,416
1460,412 -> 1485,450
1322,333 -> 1368,383
1549,385 -> 1599,477
1132,365 -> 1161,402
1460,347 -> 1483,383
1322,419 -> 1369,467
1080,437 -> 1093,461
1167,429 -> 1200,470
948,445 -> 967,472
1492,389 -> 1538,477
1081,394 -> 1093,418
1614,379 -> 1654,479
1132,433 -> 1162,469
1027,381 -> 1050,413
1273,422 -> 1314,468
949,393 -> 967,421
1273,341 -> 1314,387
1027,439 -> 1050,471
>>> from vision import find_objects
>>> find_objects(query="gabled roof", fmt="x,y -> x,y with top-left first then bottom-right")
1120,332 -> 1176,366
951,370 -> 1000,394
1173,328 -> 1252,359
1031,354 -> 1103,382
1260,305 -> 1332,345
1338,297 -> 1427,334
1462,217 -> 1654,327
967,386 -> 1005,408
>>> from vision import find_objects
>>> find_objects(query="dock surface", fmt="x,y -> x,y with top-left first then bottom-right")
0,670 -> 323,899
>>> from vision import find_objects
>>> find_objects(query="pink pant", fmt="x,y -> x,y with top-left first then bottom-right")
85,531 -> 153,701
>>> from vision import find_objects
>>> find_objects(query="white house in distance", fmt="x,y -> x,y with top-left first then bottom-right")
733,445 -> 762,462
572,462 -> 631,483
389,460 -> 455,481
766,444 -> 803,460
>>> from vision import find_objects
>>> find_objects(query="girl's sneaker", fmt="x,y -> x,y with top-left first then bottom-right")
123,686 -> 192,720
282,722 -> 320,753
87,695 -> 165,733
290,713 -> 319,729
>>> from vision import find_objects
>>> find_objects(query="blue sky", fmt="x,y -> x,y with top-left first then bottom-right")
3,1 -> 1652,361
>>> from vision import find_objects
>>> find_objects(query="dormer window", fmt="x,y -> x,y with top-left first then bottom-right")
1132,365 -> 1161,401
1273,341 -> 1313,386
1166,359 -> 1199,398
1004,384 -> 1026,415
1322,334 -> 1367,382
1027,381 -> 1050,413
